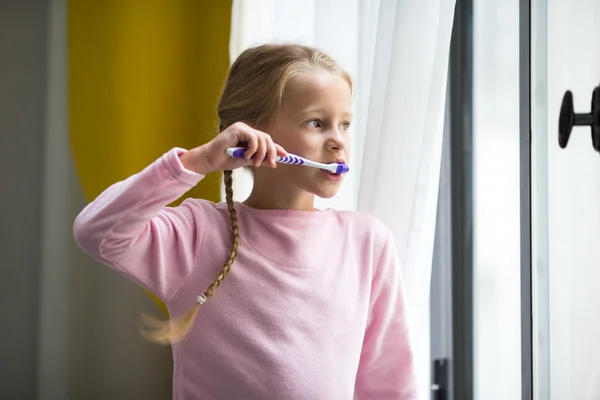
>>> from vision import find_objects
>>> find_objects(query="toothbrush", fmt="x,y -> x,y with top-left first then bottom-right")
225,147 -> 350,175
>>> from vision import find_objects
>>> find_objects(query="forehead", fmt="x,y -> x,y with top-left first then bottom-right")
282,70 -> 352,115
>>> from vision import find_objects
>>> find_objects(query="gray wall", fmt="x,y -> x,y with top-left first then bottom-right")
68,185 -> 173,400
0,1 -> 48,398
0,2 -> 172,398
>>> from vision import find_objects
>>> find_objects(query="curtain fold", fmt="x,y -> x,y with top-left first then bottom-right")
37,0 -> 68,398
358,1 -> 455,397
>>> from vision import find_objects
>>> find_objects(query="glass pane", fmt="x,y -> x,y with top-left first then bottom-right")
472,0 -> 522,398
532,0 -> 600,399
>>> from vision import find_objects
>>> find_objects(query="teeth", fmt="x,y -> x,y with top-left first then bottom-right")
321,169 -> 337,175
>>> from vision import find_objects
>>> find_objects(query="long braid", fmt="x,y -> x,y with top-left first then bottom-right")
204,170 -> 239,297
141,170 -> 239,344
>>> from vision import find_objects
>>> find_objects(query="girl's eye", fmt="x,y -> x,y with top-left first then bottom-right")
340,122 -> 351,131
306,120 -> 321,128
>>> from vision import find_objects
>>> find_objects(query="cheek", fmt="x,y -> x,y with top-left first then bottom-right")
279,135 -> 320,157
270,127 -> 303,150
275,163 -> 313,182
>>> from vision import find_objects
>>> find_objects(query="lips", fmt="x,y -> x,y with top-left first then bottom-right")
320,169 -> 343,180
319,158 -> 347,176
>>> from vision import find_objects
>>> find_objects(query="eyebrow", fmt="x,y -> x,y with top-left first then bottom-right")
302,108 -> 354,118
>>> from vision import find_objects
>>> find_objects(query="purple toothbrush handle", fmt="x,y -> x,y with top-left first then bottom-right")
228,148 -> 304,165
277,155 -> 305,165
231,148 -> 247,159
229,148 -> 270,161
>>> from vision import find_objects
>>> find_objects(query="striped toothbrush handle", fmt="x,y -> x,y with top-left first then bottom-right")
275,154 -> 305,165
226,147 -> 304,165
225,147 -> 349,174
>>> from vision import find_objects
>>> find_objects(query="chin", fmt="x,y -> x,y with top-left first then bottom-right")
294,172 -> 343,199
313,186 -> 341,199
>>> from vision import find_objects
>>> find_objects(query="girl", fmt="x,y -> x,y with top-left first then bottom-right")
74,44 -> 417,400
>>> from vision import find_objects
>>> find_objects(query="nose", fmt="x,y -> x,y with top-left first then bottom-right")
327,129 -> 346,151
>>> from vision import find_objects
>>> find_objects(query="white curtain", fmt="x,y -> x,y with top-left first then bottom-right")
229,1 -> 456,398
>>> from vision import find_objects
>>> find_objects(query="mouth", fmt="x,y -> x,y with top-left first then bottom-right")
319,159 -> 349,176
320,169 -> 344,181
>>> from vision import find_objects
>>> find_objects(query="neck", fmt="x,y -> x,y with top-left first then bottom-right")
244,174 -> 316,211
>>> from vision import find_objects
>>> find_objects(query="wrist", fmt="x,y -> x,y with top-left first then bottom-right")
180,145 -> 214,175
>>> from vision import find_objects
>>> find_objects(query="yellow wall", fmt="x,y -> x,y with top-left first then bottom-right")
68,0 -> 231,204
68,1 -> 232,313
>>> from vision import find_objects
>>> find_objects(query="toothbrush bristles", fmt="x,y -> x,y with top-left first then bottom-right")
335,164 -> 350,175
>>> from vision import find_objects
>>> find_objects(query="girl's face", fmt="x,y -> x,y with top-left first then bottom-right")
265,70 -> 352,199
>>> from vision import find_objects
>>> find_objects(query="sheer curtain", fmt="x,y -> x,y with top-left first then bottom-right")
229,1 -> 456,398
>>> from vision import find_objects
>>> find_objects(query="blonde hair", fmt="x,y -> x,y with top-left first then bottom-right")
142,44 -> 353,344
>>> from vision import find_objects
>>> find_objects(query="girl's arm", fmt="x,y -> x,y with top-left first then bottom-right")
355,229 -> 418,400
73,123 -> 286,302
73,147 -> 208,301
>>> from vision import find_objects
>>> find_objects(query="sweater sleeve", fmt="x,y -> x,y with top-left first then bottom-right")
355,229 -> 418,400
73,147 -> 207,301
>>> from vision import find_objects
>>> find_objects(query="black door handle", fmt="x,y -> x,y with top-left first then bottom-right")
558,85 -> 600,151
431,358 -> 448,400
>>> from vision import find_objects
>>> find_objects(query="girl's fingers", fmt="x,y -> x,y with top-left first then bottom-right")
275,144 -> 288,158
264,135 -> 278,167
253,134 -> 267,168
224,123 -> 286,169
237,126 -> 258,160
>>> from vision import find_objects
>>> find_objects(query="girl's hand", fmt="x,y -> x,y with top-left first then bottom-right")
180,122 -> 287,175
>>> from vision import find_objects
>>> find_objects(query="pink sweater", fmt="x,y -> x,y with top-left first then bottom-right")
73,148 -> 417,400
